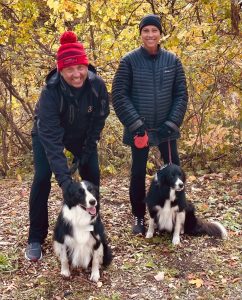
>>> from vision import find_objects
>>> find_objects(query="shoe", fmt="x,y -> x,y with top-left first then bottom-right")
132,216 -> 145,236
25,242 -> 42,262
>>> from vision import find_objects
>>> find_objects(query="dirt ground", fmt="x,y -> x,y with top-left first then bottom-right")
0,168 -> 241,300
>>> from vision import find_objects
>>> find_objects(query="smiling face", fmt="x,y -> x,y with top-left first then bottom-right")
60,64 -> 88,88
140,25 -> 161,54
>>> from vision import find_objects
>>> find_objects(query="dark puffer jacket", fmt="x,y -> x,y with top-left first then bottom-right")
112,46 -> 188,146
32,69 -> 109,186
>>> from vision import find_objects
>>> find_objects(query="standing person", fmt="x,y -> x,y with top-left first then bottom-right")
112,14 -> 188,236
25,31 -> 109,261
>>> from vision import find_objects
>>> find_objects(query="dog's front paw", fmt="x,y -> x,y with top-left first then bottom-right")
90,271 -> 100,282
172,236 -> 180,245
146,231 -> 154,238
61,269 -> 71,277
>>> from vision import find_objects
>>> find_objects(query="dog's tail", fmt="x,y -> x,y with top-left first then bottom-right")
184,202 -> 228,239
193,219 -> 228,239
103,243 -> 113,267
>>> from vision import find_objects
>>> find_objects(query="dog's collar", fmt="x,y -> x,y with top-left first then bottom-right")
78,224 -> 94,232
79,225 -> 94,232
154,164 -> 168,182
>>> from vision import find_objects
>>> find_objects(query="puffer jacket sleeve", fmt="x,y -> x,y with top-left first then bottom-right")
37,87 -> 71,186
112,57 -> 143,132
167,58 -> 188,127
84,77 -> 110,151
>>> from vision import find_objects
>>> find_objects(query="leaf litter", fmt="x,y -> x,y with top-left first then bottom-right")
0,167 -> 241,299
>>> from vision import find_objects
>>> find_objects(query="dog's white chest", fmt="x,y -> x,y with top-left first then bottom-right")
156,201 -> 178,232
65,229 -> 96,268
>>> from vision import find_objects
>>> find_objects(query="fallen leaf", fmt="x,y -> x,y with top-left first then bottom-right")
145,261 -> 156,268
97,281 -> 102,288
16,174 -> 22,182
154,271 -> 165,281
189,278 -> 204,288
187,273 -> 196,279
188,175 -> 197,182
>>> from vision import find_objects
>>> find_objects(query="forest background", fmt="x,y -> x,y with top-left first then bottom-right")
0,0 -> 241,178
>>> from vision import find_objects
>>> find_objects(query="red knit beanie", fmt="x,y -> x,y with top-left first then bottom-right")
57,31 -> 89,71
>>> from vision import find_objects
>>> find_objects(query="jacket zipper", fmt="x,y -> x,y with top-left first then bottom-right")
152,58 -> 157,127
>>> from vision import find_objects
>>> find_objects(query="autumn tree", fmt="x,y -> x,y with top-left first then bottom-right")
0,0 -> 241,176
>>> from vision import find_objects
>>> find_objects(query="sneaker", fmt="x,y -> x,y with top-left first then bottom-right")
25,242 -> 42,262
132,216 -> 145,236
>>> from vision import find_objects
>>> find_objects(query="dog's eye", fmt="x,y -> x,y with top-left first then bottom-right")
87,186 -> 93,193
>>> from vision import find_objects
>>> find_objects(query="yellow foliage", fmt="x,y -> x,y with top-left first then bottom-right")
47,0 -> 60,12
147,162 -> 155,171
0,0 -> 241,173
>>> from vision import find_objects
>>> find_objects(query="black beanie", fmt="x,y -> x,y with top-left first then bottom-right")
139,14 -> 162,34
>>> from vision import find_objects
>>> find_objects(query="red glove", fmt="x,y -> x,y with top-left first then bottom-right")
134,131 -> 149,148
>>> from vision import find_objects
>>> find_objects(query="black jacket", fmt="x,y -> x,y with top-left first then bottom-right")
32,69 -> 109,186
112,46 -> 188,146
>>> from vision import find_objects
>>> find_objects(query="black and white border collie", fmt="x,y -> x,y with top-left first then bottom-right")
53,180 -> 112,282
145,164 -> 228,245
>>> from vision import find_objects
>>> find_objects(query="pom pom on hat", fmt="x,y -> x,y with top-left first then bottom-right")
60,31 -> 78,44
57,31 -> 89,71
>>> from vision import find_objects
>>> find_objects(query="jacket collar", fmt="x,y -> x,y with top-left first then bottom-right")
45,68 -> 59,87
140,45 -> 162,59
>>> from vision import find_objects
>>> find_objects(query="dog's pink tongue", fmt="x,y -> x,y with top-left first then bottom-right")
86,207 -> 96,215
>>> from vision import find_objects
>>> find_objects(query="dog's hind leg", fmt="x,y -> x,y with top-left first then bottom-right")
54,241 -> 70,277
146,218 -> 155,238
172,211 -> 185,245
90,244 -> 104,282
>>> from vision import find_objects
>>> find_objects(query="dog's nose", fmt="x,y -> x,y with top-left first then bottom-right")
179,183 -> 184,189
89,199 -> 96,206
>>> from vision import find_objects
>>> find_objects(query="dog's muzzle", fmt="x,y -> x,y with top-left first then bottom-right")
175,179 -> 184,191
82,199 -> 97,216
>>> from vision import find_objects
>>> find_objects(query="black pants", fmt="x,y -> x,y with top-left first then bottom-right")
28,134 -> 100,243
130,140 -> 180,218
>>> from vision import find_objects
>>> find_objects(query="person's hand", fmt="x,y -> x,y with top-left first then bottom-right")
133,124 -> 146,137
133,125 -> 149,148
158,123 -> 174,138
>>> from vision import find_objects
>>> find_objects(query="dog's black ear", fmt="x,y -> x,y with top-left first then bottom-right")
156,169 -> 166,187
64,182 -> 84,208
